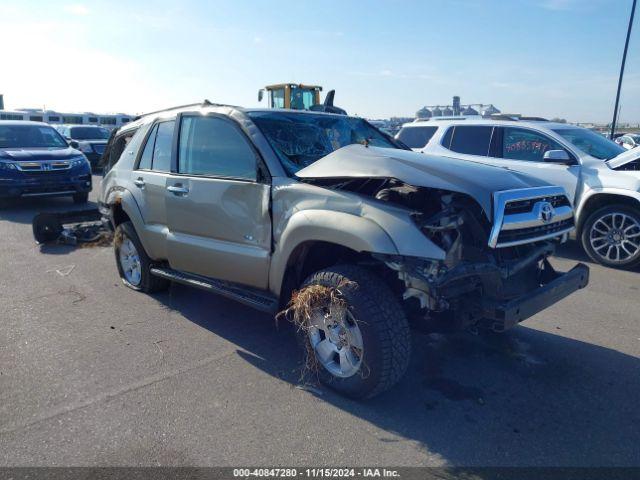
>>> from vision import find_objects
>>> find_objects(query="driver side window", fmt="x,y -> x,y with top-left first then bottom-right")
502,127 -> 566,162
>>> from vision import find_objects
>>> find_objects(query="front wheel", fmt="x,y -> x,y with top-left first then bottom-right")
294,265 -> 411,399
114,221 -> 169,293
581,204 -> 640,269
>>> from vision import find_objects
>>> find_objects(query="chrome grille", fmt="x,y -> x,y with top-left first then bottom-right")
16,161 -> 71,173
489,187 -> 575,248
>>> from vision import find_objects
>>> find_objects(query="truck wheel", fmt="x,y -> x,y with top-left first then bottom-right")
296,265 -> 411,399
581,205 -> 640,269
114,221 -> 169,293
73,192 -> 89,204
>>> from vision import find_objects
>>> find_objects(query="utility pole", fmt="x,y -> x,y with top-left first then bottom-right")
611,0 -> 637,139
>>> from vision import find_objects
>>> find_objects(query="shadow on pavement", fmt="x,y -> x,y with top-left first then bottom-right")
0,197 -> 99,225
156,283 -> 640,467
554,240 -> 593,264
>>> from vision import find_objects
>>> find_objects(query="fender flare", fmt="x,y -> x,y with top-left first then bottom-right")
105,188 -> 155,256
269,210 -> 398,296
576,188 -> 640,229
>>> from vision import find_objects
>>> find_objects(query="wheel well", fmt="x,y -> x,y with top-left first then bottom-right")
111,203 -> 131,227
578,194 -> 640,234
279,241 -> 365,306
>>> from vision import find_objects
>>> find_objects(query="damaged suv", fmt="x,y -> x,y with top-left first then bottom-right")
100,103 -> 588,399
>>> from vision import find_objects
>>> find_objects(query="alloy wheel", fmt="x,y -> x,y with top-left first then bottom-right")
307,302 -> 364,378
589,212 -> 640,263
118,236 -> 142,286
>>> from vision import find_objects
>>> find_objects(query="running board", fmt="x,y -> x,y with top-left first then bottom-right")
149,267 -> 279,314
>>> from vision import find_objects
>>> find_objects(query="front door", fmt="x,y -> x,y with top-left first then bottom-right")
165,113 -> 271,290
484,126 -> 581,202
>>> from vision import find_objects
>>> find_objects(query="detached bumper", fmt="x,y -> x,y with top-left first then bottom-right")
482,262 -> 589,332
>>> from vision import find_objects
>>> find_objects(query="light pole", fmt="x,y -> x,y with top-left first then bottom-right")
611,0 -> 637,139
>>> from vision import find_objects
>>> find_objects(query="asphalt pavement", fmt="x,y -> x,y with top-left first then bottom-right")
1,176 -> 639,467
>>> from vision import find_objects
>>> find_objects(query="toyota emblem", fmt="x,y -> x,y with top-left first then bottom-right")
539,202 -> 555,223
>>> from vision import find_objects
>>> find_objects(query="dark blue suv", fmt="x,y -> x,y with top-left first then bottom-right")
0,121 -> 92,204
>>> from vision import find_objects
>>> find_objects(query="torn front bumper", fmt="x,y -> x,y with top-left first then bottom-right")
481,262 -> 589,332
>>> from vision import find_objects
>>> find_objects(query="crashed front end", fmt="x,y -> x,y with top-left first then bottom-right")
373,185 -> 588,332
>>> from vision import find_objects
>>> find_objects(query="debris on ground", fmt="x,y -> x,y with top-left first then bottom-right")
46,265 -> 76,277
32,209 -> 113,248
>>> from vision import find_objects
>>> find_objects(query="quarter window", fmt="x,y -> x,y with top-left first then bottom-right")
178,115 -> 257,180
397,126 -> 437,149
503,127 -> 564,162
449,126 -> 493,156
151,121 -> 175,172
138,124 -> 157,170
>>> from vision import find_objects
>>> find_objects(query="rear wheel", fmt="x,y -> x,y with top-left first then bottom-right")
114,221 -> 169,293
296,265 -> 411,399
581,205 -> 640,269
73,192 -> 89,204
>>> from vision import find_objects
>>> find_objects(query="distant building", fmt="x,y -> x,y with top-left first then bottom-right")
0,106 -> 134,129
416,96 -> 501,119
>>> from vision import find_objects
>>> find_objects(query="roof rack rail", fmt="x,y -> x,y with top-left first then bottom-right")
519,116 -> 549,121
485,114 -> 520,121
133,100 -> 234,121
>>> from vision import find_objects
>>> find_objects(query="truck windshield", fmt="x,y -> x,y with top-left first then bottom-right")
249,111 -> 398,174
552,127 -> 625,160
69,127 -> 111,140
0,124 -> 68,149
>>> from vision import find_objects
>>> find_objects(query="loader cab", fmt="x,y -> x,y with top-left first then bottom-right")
259,83 -> 322,110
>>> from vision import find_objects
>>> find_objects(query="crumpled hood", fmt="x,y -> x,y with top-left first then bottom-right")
606,147 -> 640,169
296,145 -> 553,218
0,147 -> 82,160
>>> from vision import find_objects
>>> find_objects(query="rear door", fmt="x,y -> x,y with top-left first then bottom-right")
164,113 -> 271,290
129,119 -> 175,259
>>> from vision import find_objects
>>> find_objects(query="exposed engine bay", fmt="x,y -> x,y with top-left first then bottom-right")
305,176 -> 574,332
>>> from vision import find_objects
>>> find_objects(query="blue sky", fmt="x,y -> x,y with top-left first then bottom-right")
0,0 -> 638,122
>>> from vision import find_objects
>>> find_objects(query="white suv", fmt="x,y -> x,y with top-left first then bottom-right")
397,118 -> 640,269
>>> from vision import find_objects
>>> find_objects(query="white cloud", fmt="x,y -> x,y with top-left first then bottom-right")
63,4 -> 89,16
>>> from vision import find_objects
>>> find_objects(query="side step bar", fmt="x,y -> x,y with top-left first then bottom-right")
150,267 -> 279,314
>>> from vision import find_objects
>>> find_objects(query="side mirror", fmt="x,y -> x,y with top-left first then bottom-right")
543,149 -> 571,163
69,140 -> 79,149
258,89 -> 264,102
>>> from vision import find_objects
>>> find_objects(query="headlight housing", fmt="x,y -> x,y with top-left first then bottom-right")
70,156 -> 89,168
0,161 -> 17,170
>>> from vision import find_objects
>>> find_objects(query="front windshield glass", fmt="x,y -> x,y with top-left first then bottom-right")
552,127 -> 625,160
69,126 -> 110,140
0,124 -> 68,148
249,111 -> 398,174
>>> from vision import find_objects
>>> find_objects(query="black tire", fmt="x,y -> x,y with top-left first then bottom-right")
73,192 -> 89,204
114,221 -> 170,293
297,264 -> 411,399
581,204 -> 640,269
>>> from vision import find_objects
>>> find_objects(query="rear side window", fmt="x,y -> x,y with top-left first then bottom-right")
137,121 -> 175,172
396,126 -> 437,149
449,126 -> 493,156
178,115 -> 257,180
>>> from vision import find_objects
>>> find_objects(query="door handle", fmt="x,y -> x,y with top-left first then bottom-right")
133,177 -> 145,188
167,185 -> 189,195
